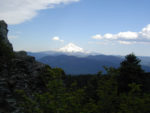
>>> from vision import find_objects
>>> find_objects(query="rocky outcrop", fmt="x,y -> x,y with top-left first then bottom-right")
0,20 -> 12,49
0,21 -> 48,113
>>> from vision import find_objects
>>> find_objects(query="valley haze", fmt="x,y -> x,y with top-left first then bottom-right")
27,42 -> 150,75
28,49 -> 150,75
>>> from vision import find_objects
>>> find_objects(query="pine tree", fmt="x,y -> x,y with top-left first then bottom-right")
118,53 -> 144,93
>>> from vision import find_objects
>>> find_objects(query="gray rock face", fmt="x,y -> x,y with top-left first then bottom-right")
0,20 -> 47,113
0,20 -> 12,49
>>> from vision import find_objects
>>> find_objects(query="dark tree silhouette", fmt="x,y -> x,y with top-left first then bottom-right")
118,53 -> 145,93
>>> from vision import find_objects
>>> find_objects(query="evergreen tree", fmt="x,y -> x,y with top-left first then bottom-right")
118,53 -> 144,93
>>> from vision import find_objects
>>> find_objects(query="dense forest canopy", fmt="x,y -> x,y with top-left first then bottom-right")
17,54 -> 150,113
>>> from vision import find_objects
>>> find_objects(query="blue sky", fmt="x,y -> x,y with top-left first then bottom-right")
1,0 -> 150,56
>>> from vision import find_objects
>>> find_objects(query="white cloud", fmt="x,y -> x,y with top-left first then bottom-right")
0,0 -> 79,25
52,36 -> 64,42
117,31 -> 138,39
104,33 -> 117,39
52,36 -> 59,40
92,24 -> 150,44
92,34 -> 103,39
93,31 -> 138,40
140,24 -> 150,39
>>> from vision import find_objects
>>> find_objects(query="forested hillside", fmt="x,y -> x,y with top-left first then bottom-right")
38,55 -> 122,74
18,54 -> 150,113
28,52 -> 150,75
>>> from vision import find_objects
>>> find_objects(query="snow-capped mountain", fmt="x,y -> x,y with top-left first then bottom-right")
27,43 -> 102,59
58,43 -> 84,53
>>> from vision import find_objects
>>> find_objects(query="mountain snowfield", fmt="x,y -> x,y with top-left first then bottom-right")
58,43 -> 84,53
56,43 -> 100,56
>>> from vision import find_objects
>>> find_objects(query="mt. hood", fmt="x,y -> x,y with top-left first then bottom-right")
58,43 -> 84,53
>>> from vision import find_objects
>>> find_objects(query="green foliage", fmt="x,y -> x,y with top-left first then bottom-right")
118,53 -> 145,92
16,53 -> 150,113
16,90 -> 41,113
97,69 -> 119,113
118,83 -> 150,113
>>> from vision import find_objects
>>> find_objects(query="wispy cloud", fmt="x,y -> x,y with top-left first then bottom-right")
92,24 -> 150,44
118,41 -> 133,45
0,0 -> 79,25
52,36 -> 64,42
8,35 -> 18,39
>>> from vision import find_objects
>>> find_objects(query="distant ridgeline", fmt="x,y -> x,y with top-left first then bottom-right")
27,52 -> 150,75
1,20 -> 150,113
